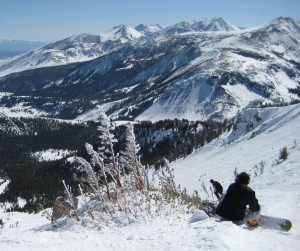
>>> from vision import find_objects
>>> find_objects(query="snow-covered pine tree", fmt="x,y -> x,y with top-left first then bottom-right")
97,109 -> 122,188
119,122 -> 146,190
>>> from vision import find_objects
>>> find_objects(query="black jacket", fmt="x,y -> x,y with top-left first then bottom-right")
216,182 -> 260,221
212,180 -> 223,194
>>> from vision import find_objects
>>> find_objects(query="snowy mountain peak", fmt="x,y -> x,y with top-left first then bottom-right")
201,17 -> 240,31
0,25 -> 143,76
272,16 -> 296,24
267,17 -> 300,34
164,17 -> 239,35
0,31 -> 110,76
135,24 -> 164,36
100,25 -> 142,43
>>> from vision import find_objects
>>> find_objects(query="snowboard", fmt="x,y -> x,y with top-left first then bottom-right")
247,215 -> 292,232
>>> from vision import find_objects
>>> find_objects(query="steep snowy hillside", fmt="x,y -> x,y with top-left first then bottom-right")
137,18 -> 300,121
173,103 -> 300,191
0,105 -> 299,251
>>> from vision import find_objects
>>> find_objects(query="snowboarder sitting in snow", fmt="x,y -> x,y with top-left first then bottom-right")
215,172 -> 260,224
0,218 -> 3,227
210,179 -> 223,200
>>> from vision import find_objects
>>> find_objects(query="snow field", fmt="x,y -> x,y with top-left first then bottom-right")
1,104 -> 300,250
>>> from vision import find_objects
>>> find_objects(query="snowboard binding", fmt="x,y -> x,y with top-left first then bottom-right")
247,219 -> 259,227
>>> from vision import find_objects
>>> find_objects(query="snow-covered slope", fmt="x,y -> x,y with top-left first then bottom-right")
135,18 -> 300,121
0,26 -> 141,77
173,103 -> 300,192
1,104 -> 299,251
0,34 -> 102,76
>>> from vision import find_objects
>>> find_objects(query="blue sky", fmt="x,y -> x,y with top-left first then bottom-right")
1,0 -> 300,41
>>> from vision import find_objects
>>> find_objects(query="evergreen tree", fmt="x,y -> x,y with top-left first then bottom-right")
279,147 -> 289,160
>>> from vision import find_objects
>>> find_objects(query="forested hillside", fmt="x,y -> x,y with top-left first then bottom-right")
0,117 -> 229,212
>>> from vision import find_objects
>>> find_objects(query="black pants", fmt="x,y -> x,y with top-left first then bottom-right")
214,192 -> 222,200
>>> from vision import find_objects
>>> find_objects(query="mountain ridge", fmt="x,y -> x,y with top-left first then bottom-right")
0,17 -> 250,76
0,17 -> 299,122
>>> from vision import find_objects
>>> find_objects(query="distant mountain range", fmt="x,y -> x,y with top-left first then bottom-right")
0,17 -> 299,121
0,39 -> 46,60
0,18 -> 241,76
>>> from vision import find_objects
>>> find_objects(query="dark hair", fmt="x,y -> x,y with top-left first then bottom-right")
210,179 -> 214,183
235,172 -> 250,185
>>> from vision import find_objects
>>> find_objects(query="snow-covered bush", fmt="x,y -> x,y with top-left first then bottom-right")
118,122 -> 147,190
49,112 -> 202,227
252,160 -> 265,176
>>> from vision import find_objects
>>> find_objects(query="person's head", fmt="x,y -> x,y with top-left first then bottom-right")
235,172 -> 250,185
210,179 -> 214,183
